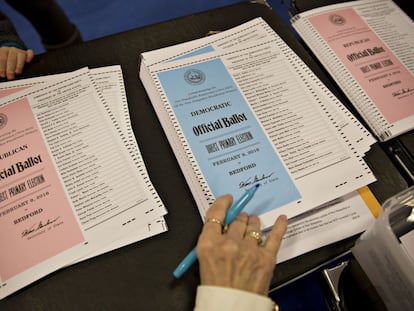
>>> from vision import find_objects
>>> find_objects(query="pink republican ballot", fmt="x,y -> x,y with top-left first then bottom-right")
291,0 -> 414,141
0,98 -> 84,292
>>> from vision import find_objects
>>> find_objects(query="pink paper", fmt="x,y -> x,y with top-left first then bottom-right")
0,86 -> 31,99
0,98 -> 84,280
309,8 -> 414,123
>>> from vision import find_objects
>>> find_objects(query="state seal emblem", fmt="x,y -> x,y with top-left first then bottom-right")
329,14 -> 346,26
184,69 -> 206,85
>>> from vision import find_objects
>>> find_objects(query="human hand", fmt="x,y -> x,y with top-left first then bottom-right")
197,194 -> 288,296
0,46 -> 34,80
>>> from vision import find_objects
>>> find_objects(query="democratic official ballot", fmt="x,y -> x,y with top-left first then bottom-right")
291,0 -> 414,141
139,17 -> 377,229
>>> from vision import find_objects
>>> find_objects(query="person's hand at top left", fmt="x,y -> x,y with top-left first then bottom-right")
0,46 -> 34,80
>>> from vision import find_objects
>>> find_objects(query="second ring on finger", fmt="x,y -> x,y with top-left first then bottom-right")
244,214 -> 262,245
245,230 -> 263,245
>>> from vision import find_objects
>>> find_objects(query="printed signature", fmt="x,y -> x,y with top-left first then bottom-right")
21,216 -> 61,237
392,88 -> 413,97
239,172 -> 275,188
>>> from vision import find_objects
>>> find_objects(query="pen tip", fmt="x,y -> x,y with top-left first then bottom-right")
255,183 -> 260,188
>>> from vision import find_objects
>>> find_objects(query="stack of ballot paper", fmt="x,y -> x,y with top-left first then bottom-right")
0,66 -> 167,299
291,0 -> 414,142
139,18 -> 380,263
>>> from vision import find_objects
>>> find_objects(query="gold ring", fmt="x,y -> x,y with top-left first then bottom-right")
206,217 -> 223,226
206,218 -> 229,234
245,230 -> 262,245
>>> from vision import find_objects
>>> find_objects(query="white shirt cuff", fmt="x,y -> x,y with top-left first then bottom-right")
194,285 -> 274,311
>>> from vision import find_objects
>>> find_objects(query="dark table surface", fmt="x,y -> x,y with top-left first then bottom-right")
0,2 -> 409,310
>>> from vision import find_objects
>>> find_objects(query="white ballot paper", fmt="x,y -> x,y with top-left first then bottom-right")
140,34 -> 376,229
276,188 -> 377,263
0,68 -> 166,299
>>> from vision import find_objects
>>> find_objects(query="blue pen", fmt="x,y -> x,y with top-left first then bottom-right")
173,184 -> 260,278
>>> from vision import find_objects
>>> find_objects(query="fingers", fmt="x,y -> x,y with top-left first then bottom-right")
0,47 -> 35,80
6,48 -> 18,80
198,200 -> 289,295
0,47 -> 8,79
263,215 -> 288,257
26,49 -> 35,63
14,51 -> 27,75
203,194 -> 233,235
225,212 -> 248,241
